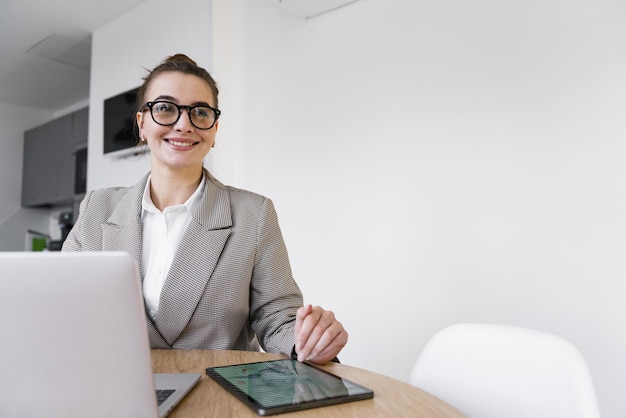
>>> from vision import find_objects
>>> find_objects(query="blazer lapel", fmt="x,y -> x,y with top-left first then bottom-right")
154,172 -> 233,346
101,174 -> 147,275
100,173 -> 170,347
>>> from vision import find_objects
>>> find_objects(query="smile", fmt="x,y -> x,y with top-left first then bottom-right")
165,139 -> 198,147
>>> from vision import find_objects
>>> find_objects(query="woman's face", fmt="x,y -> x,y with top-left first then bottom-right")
136,72 -> 218,173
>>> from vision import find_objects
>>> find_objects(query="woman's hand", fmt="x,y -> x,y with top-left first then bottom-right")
294,304 -> 348,364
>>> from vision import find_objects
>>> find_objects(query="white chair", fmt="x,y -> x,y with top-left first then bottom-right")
409,323 -> 601,418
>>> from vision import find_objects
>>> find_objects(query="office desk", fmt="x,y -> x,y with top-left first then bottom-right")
152,349 -> 466,417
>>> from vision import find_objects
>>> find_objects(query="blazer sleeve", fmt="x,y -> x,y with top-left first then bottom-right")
248,197 -> 303,355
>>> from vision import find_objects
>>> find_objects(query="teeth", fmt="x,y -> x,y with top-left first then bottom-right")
169,140 -> 195,147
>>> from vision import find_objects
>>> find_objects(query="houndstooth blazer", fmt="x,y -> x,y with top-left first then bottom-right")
62,169 -> 303,355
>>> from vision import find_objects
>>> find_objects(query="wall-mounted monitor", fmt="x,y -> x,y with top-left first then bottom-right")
103,87 -> 142,157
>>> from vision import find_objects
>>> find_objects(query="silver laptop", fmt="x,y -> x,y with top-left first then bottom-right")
0,251 -> 200,418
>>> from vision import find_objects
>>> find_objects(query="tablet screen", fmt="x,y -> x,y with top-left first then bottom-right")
206,359 -> 373,416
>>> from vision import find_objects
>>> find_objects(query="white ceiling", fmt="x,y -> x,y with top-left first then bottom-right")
0,0 -> 360,112
268,0 -> 360,19
0,0 -> 148,111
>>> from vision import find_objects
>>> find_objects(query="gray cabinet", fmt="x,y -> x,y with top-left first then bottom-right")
21,108 -> 88,207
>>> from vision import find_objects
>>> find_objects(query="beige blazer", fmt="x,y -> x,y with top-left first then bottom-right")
62,170 -> 302,355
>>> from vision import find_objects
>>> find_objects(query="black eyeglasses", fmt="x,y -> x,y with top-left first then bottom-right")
142,100 -> 221,130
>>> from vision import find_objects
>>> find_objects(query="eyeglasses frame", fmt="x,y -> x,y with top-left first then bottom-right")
142,100 -> 221,130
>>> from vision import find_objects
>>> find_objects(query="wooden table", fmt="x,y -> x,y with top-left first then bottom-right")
152,349 -> 466,417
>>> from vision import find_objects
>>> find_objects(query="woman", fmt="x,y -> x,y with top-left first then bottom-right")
63,54 -> 347,364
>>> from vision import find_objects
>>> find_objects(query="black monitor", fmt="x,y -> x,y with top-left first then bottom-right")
103,87 -> 140,155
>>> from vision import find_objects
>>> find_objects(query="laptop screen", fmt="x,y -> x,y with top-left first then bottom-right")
0,252 -> 161,418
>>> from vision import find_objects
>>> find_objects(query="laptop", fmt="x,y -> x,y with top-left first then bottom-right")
0,251 -> 200,418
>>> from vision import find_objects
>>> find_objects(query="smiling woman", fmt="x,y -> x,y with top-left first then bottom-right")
62,54 -> 349,366
136,71 -> 218,188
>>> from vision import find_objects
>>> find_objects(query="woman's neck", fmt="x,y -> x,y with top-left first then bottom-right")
149,166 -> 203,211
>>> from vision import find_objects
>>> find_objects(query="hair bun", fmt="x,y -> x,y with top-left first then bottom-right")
164,53 -> 197,66
136,52 -> 220,112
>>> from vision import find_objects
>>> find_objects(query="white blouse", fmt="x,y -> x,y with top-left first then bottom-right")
141,174 -> 206,320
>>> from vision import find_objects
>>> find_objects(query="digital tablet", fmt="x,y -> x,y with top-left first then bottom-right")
205,358 -> 374,416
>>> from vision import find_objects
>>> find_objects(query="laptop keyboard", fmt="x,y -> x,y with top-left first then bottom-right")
156,389 -> 175,405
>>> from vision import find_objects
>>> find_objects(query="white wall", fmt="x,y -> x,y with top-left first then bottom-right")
84,0 -> 626,416
88,0 -> 214,191
208,1 -> 626,417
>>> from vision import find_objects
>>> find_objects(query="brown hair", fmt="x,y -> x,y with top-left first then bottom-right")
135,53 -> 219,112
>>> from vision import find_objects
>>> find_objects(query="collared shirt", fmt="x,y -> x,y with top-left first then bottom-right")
141,174 -> 206,320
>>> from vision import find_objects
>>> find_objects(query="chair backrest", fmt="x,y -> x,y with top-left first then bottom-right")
409,323 -> 601,418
